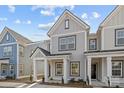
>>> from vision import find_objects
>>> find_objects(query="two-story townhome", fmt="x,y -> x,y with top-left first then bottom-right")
85,6 -> 124,86
0,27 -> 32,79
31,9 -> 90,84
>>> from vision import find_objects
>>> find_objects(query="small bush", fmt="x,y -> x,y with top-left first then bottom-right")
69,78 -> 75,83
115,85 -> 120,88
30,74 -> 33,82
61,77 -> 64,84
50,77 -> 53,80
78,78 -> 84,82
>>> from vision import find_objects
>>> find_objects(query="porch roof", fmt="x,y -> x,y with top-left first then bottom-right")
84,49 -> 124,57
30,47 -> 71,58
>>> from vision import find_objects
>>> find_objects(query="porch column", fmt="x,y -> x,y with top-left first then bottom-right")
87,57 -> 91,85
44,58 -> 48,82
106,56 -> 112,86
63,58 -> 68,84
33,59 -> 37,81
101,58 -> 105,82
0,63 -> 1,77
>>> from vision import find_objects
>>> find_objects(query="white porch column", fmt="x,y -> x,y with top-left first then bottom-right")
44,58 -> 48,82
106,56 -> 112,86
87,57 -> 91,85
63,58 -> 68,84
33,59 -> 37,81
101,58 -> 105,82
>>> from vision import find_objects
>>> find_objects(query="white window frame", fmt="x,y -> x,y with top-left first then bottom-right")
112,61 -> 122,77
59,36 -> 76,51
55,62 -> 63,76
3,46 -> 12,56
65,19 -> 69,29
116,28 -> 124,46
89,39 -> 96,50
70,62 -> 80,76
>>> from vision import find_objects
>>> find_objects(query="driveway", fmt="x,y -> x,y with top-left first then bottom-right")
0,81 -> 69,88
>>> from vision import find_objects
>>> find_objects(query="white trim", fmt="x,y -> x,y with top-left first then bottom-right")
48,10 -> 89,36
51,31 -> 85,38
103,24 -> 124,29
26,83 -> 37,88
85,31 -> 87,51
0,42 -> 17,46
16,43 -> 19,79
0,27 -> 17,43
17,75 -> 30,79
101,27 -> 104,50
112,61 -> 123,77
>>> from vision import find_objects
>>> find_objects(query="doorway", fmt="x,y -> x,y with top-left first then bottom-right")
91,64 -> 97,79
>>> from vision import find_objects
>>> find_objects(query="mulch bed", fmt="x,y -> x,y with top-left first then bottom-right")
39,82 -> 93,88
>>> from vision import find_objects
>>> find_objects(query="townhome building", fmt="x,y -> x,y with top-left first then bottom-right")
0,27 -> 32,79
31,5 -> 124,86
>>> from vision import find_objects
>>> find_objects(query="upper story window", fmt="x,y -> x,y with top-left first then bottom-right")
89,39 -> 96,50
112,61 -> 122,77
3,46 -> 12,56
19,46 -> 24,57
59,35 -> 76,51
6,34 -> 9,41
65,19 -> 69,29
115,28 -> 124,46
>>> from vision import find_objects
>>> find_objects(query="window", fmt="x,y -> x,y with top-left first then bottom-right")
19,64 -> 24,76
19,46 -> 24,56
55,63 -> 63,76
10,64 -> 14,74
65,19 -> 69,29
6,34 -> 9,40
89,39 -> 96,50
70,62 -> 80,76
59,36 -> 76,51
112,61 -> 122,77
116,28 -> 124,46
1,64 -> 7,74
3,46 -> 12,56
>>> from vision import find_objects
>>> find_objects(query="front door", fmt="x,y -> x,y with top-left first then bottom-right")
91,64 -> 97,79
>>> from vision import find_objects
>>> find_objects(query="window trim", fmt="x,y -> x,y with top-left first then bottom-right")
58,35 -> 76,51
55,62 -> 63,76
3,46 -> 13,57
70,61 -> 80,77
112,60 -> 123,78
89,39 -> 97,50
65,19 -> 69,29
115,28 -> 124,46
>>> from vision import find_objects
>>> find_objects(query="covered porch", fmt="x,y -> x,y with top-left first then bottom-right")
85,50 -> 124,86
31,47 -> 71,84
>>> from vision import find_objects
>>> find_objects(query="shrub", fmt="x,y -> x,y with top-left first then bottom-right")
61,77 -> 64,84
115,85 -> 120,88
69,78 -> 75,83
30,74 -> 33,82
78,78 -> 84,82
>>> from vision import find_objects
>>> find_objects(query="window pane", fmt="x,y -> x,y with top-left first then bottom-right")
112,62 -> 122,77
65,19 -> 69,29
56,63 -> 63,75
89,39 -> 96,50
71,62 -> 79,76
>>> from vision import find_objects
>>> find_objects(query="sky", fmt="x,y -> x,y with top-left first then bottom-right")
0,5 -> 116,42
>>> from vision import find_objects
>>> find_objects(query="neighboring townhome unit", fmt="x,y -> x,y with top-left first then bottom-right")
31,9 -> 90,84
85,6 -> 124,86
0,27 -> 32,79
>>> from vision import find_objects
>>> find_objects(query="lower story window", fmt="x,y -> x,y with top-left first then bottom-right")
112,61 -> 122,77
10,64 -> 14,74
55,62 -> 63,76
70,62 -> 80,76
19,64 -> 24,76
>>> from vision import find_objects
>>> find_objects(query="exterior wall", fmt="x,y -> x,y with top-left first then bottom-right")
101,25 -> 124,50
51,32 -> 87,80
88,33 -> 98,50
24,41 -> 50,77
101,7 -> 124,50
0,32 -> 16,44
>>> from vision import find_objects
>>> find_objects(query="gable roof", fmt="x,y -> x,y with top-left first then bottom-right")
47,9 -> 90,37
30,47 -> 71,58
0,27 -> 32,46
99,5 -> 119,28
